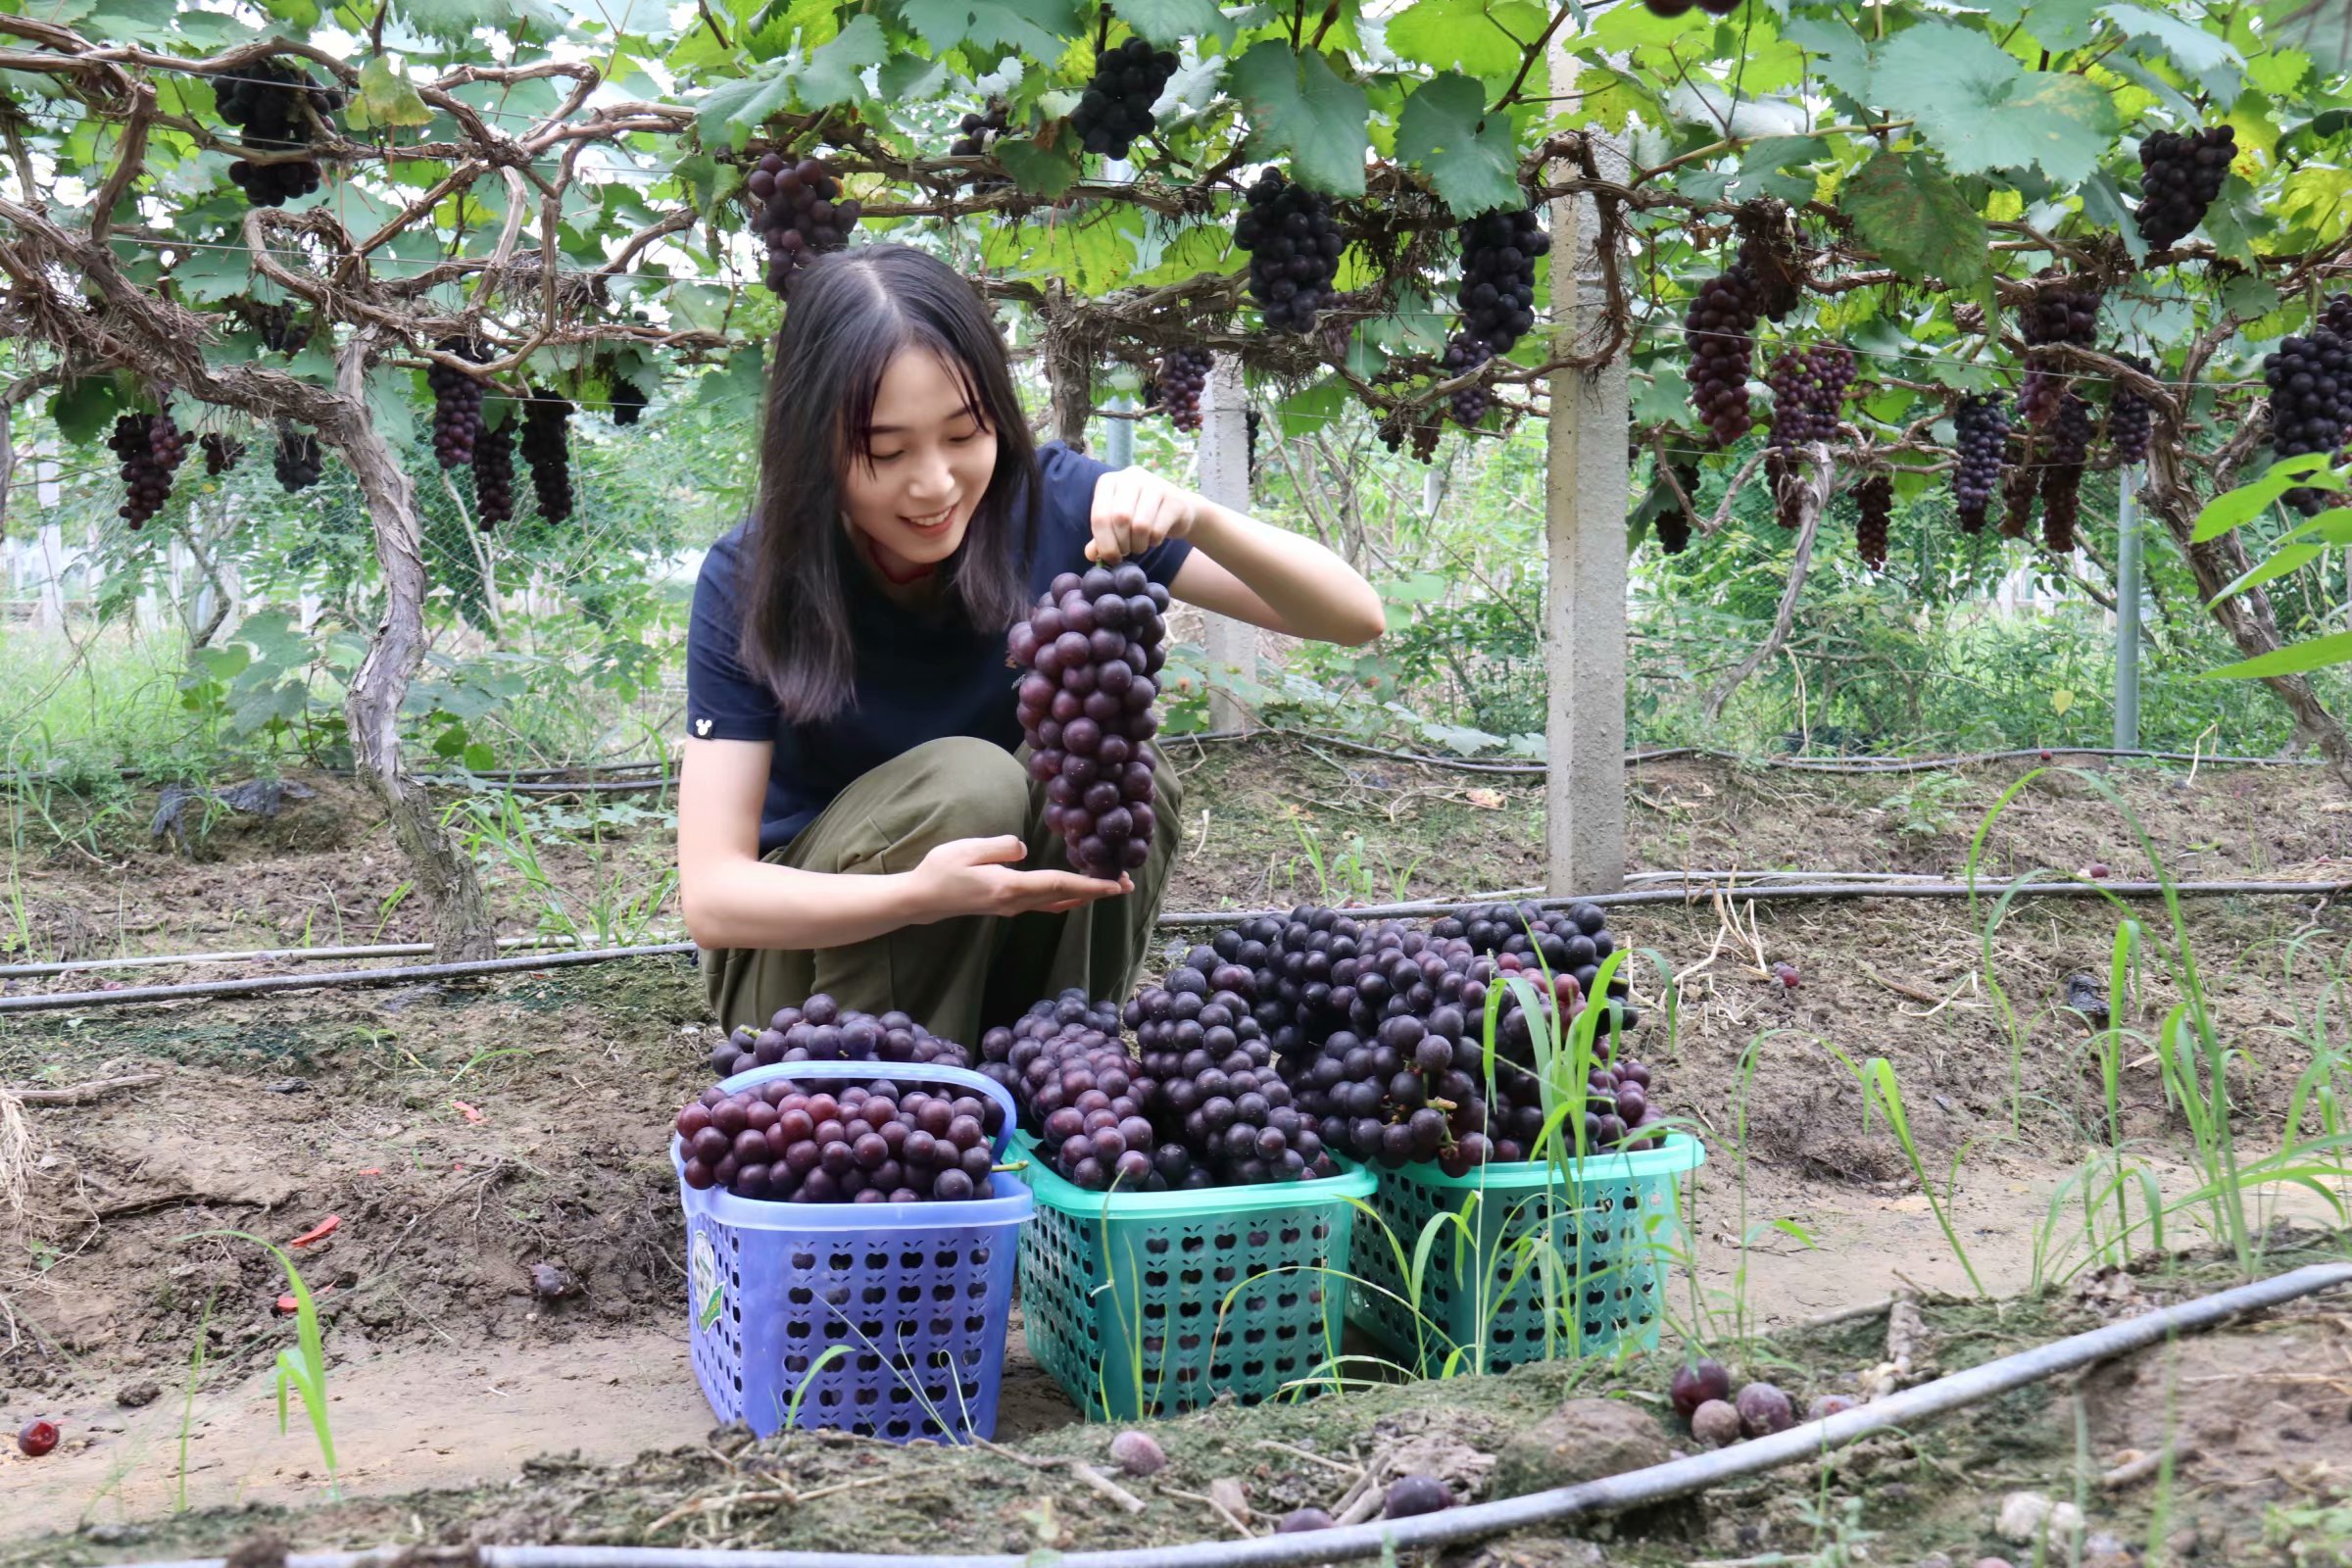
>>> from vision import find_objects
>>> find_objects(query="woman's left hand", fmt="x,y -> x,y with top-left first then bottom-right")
1087,466 -> 1199,564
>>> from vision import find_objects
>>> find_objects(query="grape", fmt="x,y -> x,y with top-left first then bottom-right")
1109,1430 -> 1167,1476
519,387 -> 574,522
1998,422 -> 2039,542
1006,563 -> 1168,882
200,432 -> 244,477
272,427 -> 323,493
1685,264 -> 1763,447
1383,1476 -> 1453,1518
1765,343 -> 1854,449
674,1059 -> 1001,1205
746,153 -> 862,298
1126,954 -> 1331,1187
1443,335 -> 1493,428
710,993 -> 973,1083
1691,1400 -> 1742,1446
950,100 -> 1011,191
2262,305 -> 2352,514
245,298 -> 311,355
472,414 -> 515,527
216,60 -> 346,208
108,412 -> 188,528
1671,1358 -> 1734,1419
1155,346 -> 1212,433
2017,276 -> 2101,427
607,377 -> 648,426
2105,354 -> 2154,466
1951,394 -> 2008,535
1455,206 -> 1547,356
1246,408 -> 1261,480
2040,390 -> 2093,554
427,338 -> 488,469
1855,471 -> 1891,570
1071,36 -> 1178,159
1235,170 -> 1344,333
1736,1382 -> 1796,1437
981,991 -> 1200,1191
2133,125 -> 2235,252
1411,417 -> 1441,465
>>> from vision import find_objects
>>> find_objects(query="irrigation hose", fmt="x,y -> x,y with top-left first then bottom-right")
403,737 -> 2323,793
112,1261 -> 2352,1568
5,878 -> 2344,1015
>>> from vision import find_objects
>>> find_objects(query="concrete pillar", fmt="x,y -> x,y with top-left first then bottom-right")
33,522 -> 63,630
1543,49 -> 1631,896
1196,355 -> 1255,731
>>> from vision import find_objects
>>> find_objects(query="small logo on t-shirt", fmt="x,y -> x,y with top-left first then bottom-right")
694,717 -> 712,736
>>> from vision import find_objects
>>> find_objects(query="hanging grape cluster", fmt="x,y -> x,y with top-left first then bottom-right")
2106,354 -> 2155,466
108,412 -> 188,527
273,428 -> 323,493
1443,335 -> 1493,428
1999,428 -> 2040,540
1951,395 -> 2009,534
1685,264 -> 1764,446
1155,346 -> 1212,432
1652,456 -> 1701,556
472,416 -> 515,527
1235,171 -> 1343,332
1765,344 -> 1854,448
216,60 -> 346,207
2017,277 -> 2101,426
519,388 -> 575,522
2133,125 -> 2236,252
1855,473 -> 1892,569
200,432 -> 243,477
1071,35 -> 1178,158
950,101 -> 1010,190
2040,391 -> 2094,553
427,339 -> 487,469
607,377 -> 647,426
748,154 -> 862,296
245,299 -> 311,355
1007,564 -> 1169,881
1455,206 -> 1546,356
2262,301 -> 2352,514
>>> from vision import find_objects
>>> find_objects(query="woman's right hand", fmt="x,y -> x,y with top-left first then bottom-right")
908,835 -> 1132,919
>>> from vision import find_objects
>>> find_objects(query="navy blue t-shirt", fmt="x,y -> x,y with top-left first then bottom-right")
686,441 -> 1194,855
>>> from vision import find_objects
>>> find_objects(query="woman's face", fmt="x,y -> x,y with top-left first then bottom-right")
840,347 -> 1000,574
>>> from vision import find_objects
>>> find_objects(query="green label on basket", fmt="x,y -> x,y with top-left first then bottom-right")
692,1229 -> 721,1330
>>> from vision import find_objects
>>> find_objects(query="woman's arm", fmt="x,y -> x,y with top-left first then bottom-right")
1086,468 -> 1385,646
678,738 -> 1126,951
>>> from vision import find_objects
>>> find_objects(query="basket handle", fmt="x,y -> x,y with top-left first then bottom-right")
715,1058 -> 1022,1159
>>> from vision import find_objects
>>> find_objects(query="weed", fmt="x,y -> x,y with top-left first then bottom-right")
179,1231 -> 338,1494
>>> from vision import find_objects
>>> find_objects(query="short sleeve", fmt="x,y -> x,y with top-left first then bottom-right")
685,527 -> 781,743
1038,440 -> 1196,587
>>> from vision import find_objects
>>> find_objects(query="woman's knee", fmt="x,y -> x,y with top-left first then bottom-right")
890,736 -> 1030,846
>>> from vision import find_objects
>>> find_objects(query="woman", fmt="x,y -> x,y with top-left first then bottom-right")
680,244 -> 1385,1047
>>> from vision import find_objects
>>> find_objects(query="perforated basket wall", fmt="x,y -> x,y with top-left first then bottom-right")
1346,1133 -> 1703,1375
674,1061 -> 1032,1443
1011,1132 -> 1376,1420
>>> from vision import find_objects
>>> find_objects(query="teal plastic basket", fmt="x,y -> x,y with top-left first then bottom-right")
1010,1132 -> 1376,1419
1347,1132 -> 1704,1375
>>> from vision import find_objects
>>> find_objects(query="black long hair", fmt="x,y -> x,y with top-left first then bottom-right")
741,244 -> 1039,723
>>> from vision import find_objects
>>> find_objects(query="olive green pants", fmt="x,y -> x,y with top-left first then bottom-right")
700,735 -> 1184,1048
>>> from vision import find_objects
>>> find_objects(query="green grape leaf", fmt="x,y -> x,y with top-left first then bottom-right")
2204,630 -> 2352,680
1785,18 -> 1877,103
2265,0 -> 2352,74
878,52 -> 951,104
995,136 -> 1081,197
1396,73 -> 1522,218
1869,20 -> 2119,182
697,64 -> 799,151
2102,5 -> 2243,87
171,243 -> 256,303
1988,0 -> 2106,53
799,14 -> 887,107
395,0 -> 511,41
366,366 -> 417,451
350,58 -> 435,132
899,0 -> 1081,61
49,377 -> 120,447
1841,149 -> 1990,295
1112,0 -> 1237,47
1228,41 -> 1370,197
1386,0 -> 1549,80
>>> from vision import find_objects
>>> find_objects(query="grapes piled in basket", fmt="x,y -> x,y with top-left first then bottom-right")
675,1077 -> 1005,1204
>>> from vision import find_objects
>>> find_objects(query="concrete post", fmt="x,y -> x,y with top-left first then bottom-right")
1102,396 -> 1135,470
1196,354 -> 1255,731
34,521 -> 63,630
1543,51 -> 1632,895
2113,465 -> 2143,752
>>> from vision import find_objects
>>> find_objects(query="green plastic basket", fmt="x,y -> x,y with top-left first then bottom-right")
1347,1132 -> 1704,1375
1010,1132 -> 1377,1419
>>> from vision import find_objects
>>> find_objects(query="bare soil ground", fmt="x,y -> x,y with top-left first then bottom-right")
1,743 -> 2347,1562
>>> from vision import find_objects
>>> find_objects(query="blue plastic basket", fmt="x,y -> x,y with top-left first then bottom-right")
672,1060 -> 1033,1443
